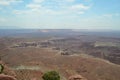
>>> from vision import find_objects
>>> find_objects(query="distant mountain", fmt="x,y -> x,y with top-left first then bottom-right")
0,29 -> 120,38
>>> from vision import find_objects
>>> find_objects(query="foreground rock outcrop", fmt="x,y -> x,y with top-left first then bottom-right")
0,61 -> 16,77
69,74 -> 87,80
0,61 -> 16,80
0,74 -> 16,80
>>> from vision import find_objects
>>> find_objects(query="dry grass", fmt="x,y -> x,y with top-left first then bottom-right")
15,70 -> 43,80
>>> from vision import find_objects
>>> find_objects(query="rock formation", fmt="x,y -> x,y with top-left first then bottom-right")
69,74 -> 87,80
0,74 -> 16,80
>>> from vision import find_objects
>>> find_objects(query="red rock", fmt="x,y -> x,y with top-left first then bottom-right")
0,74 -> 16,80
68,74 -> 87,80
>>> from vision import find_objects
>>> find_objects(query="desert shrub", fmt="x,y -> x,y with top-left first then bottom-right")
0,64 -> 4,74
42,71 -> 60,80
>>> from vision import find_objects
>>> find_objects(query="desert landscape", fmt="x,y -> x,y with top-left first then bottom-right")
0,0 -> 120,80
0,29 -> 120,80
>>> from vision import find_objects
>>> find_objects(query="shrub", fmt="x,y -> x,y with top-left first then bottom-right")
42,71 -> 60,80
0,64 -> 4,74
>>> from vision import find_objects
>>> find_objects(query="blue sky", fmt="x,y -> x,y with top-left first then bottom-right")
0,0 -> 120,29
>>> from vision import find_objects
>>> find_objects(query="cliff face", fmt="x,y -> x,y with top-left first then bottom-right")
0,61 -> 16,80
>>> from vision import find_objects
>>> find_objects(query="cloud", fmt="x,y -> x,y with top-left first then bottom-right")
0,1 -> 10,6
0,0 -> 23,6
13,0 -> 91,16
13,10 -> 26,15
66,0 -> 75,2
71,4 -> 90,10
26,4 -> 42,9
13,0 -> 44,15
33,0 -> 44,3
13,8 -> 65,15
69,4 -> 90,14
77,11 -> 85,14
102,13 -> 120,18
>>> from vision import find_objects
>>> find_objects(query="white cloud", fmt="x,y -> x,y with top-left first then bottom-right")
77,11 -> 84,14
66,0 -> 75,2
0,0 -> 23,6
13,9 -> 42,15
24,0 -> 44,14
68,4 -> 91,14
33,0 -> 44,3
13,10 -> 26,15
102,13 -> 120,18
13,8 -> 65,15
45,9 -> 66,15
71,4 -> 90,10
13,0 -> 91,16
0,1 -> 10,6
26,4 -> 42,9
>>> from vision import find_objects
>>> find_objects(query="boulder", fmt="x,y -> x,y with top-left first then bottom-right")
68,74 -> 87,80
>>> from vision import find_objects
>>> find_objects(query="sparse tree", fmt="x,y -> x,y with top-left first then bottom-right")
0,64 -> 4,74
42,71 -> 60,80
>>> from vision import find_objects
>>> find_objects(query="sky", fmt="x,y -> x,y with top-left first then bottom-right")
0,0 -> 120,29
